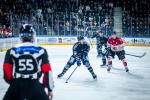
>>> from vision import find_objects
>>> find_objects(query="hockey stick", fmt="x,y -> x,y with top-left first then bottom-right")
125,52 -> 146,58
65,66 -> 79,83
86,27 -> 94,48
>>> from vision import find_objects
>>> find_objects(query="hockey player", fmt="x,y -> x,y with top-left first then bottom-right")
57,36 -> 97,79
91,31 -> 108,66
91,31 -> 108,58
3,24 -> 54,100
106,32 -> 129,72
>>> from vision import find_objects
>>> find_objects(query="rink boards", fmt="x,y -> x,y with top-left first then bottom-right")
0,36 -> 150,52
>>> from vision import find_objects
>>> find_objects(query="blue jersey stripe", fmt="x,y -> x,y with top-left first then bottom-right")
13,46 -> 41,54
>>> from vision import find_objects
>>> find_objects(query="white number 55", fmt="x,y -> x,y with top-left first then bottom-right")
19,59 -> 34,71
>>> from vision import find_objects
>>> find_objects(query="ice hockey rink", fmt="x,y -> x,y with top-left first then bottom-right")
0,45 -> 150,100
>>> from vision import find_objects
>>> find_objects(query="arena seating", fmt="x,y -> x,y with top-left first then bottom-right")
0,0 -> 149,37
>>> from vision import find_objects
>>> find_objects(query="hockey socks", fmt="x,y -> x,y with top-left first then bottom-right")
101,55 -> 106,66
87,67 -> 97,79
122,60 -> 129,72
107,61 -> 112,72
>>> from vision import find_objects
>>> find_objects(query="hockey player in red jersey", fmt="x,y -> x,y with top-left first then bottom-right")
3,24 -> 54,100
106,32 -> 129,72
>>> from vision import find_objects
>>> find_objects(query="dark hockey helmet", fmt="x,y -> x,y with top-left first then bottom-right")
111,31 -> 117,39
112,31 -> 117,35
20,24 -> 36,42
77,35 -> 84,41
99,30 -> 103,33
99,30 -> 104,34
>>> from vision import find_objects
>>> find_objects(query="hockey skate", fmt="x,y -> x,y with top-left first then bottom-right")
100,64 -> 106,67
107,66 -> 111,72
125,67 -> 129,72
92,74 -> 97,79
57,73 -> 64,78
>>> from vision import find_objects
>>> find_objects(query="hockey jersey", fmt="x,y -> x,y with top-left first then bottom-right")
107,37 -> 125,52
72,41 -> 90,58
91,33 -> 108,45
3,42 -> 54,91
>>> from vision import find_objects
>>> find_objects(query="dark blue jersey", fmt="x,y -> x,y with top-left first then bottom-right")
91,33 -> 108,45
72,41 -> 90,58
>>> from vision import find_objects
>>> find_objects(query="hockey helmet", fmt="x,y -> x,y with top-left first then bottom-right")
111,31 -> 117,39
112,31 -> 117,35
77,35 -> 84,41
20,24 -> 36,42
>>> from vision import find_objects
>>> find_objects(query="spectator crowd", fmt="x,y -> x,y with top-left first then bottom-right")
0,0 -> 149,37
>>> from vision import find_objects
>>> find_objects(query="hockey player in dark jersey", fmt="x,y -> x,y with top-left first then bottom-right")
3,24 -> 54,100
91,31 -> 108,66
57,36 -> 97,79
91,31 -> 108,58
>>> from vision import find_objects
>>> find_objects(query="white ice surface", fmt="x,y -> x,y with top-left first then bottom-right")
0,46 -> 150,100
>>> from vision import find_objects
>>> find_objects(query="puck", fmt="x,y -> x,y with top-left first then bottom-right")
65,81 -> 68,83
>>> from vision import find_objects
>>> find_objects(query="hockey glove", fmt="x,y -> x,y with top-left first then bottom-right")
77,61 -> 81,66
76,60 -> 81,66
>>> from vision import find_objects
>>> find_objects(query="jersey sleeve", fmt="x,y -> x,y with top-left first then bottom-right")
41,49 -> 51,73
73,43 -> 79,57
3,49 -> 13,84
41,49 -> 54,92
117,38 -> 125,50
83,42 -> 90,53
119,38 -> 125,44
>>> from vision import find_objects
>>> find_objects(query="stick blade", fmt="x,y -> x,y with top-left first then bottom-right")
140,52 -> 146,58
126,52 -> 146,58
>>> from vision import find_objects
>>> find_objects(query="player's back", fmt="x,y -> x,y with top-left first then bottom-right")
8,42 -> 46,78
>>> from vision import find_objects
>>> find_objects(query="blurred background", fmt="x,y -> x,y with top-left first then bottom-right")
0,0 -> 150,37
